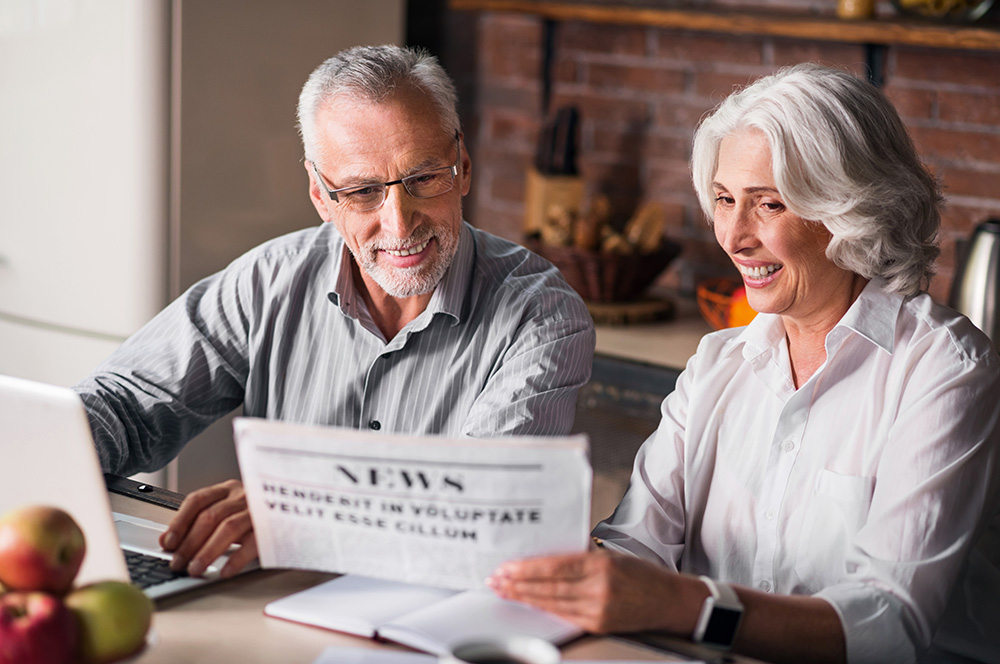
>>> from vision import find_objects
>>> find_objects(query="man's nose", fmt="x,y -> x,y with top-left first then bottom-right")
379,182 -> 418,238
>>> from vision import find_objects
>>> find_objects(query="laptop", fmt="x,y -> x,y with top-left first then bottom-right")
0,374 -> 237,599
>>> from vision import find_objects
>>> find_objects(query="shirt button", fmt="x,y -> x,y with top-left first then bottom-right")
759,580 -> 772,592
368,420 -> 381,431
783,440 -> 795,453
765,509 -> 776,520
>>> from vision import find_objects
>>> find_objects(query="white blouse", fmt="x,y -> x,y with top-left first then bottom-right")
593,279 -> 1000,663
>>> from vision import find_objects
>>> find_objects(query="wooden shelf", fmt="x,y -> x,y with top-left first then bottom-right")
450,0 -> 1000,51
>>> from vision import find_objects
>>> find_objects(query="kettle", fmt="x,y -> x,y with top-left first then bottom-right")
949,218 -> 1000,346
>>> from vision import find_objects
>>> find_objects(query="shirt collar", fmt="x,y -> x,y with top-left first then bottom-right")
328,240 -> 357,316
422,222 -> 473,325
832,277 -> 901,354
737,276 -> 902,360
327,222 -> 473,326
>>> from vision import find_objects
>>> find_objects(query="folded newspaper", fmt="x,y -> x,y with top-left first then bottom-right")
234,417 -> 592,590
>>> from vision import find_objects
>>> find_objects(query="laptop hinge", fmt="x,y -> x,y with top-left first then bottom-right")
105,474 -> 184,511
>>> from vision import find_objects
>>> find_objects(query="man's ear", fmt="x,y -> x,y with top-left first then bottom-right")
305,160 -> 333,223
458,132 -> 472,197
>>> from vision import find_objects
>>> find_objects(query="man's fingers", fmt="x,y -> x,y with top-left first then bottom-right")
220,532 -> 259,579
185,509 -> 254,577
160,480 -> 242,551
169,496 -> 249,572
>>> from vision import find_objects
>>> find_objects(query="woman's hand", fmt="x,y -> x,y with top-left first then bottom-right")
158,479 -> 258,579
486,549 -> 696,635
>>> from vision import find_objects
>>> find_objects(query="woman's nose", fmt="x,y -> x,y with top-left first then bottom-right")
716,206 -> 755,255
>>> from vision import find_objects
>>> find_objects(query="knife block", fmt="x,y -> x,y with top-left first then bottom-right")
523,167 -> 584,237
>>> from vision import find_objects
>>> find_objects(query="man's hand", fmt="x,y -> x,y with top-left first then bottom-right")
485,549 -> 688,635
158,479 -> 257,579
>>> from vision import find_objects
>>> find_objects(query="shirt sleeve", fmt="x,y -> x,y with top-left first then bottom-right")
73,263 -> 251,477
815,337 -> 1000,663
460,285 -> 595,438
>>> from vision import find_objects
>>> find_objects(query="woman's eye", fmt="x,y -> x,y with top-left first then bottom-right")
762,201 -> 784,212
715,195 -> 734,205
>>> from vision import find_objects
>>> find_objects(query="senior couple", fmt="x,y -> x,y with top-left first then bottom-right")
74,45 -> 999,663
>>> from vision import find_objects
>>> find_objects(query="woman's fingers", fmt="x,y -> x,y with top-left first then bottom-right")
488,550 -> 675,634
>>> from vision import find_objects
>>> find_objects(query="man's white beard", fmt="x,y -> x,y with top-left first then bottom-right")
355,227 -> 460,298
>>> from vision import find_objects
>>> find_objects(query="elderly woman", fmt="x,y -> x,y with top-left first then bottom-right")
487,64 -> 1000,664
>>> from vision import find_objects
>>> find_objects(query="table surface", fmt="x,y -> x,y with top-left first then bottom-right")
593,294 -> 711,370
113,493 -> 760,664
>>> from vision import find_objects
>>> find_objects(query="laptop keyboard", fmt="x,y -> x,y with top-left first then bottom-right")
125,550 -> 187,589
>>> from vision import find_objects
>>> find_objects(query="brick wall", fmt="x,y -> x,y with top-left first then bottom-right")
440,2 -> 1000,303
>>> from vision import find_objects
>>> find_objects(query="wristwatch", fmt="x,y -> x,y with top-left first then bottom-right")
693,576 -> 744,650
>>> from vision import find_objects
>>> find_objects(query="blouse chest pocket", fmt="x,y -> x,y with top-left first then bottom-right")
813,468 -> 876,528
792,469 -> 876,588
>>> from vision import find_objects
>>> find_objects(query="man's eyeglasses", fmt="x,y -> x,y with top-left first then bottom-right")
310,131 -> 460,213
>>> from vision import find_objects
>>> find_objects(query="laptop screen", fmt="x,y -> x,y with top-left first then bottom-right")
0,374 -> 130,586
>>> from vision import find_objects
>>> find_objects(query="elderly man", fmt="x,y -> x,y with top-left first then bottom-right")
74,45 -> 595,578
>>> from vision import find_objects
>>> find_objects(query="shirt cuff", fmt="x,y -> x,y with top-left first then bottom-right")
815,582 -> 919,664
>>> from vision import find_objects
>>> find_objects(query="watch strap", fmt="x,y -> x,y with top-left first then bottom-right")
701,575 -> 740,606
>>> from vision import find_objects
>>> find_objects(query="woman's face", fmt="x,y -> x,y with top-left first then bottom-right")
712,129 -> 858,328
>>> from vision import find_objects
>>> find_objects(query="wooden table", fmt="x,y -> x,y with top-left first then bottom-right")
114,493 -> 759,664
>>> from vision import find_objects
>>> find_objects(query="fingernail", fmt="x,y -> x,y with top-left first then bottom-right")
188,560 -> 206,577
170,554 -> 187,571
162,532 -> 177,550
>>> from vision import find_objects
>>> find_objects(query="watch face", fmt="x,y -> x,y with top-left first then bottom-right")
703,605 -> 742,646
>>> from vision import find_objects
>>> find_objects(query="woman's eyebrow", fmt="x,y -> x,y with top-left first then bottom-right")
711,182 -> 780,195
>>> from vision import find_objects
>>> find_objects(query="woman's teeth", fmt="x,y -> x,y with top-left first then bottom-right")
741,263 -> 781,279
385,239 -> 430,257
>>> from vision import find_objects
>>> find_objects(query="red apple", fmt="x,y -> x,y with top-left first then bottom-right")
0,506 -> 86,595
65,581 -> 153,664
0,591 -> 77,664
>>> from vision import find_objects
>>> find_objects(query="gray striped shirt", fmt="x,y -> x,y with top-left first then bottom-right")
75,222 -> 595,476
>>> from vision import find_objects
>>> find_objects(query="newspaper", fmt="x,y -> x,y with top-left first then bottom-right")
233,417 -> 592,590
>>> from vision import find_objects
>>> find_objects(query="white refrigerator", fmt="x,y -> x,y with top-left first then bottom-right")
0,0 -> 404,491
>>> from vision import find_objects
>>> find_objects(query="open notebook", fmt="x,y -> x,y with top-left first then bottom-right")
264,573 -> 584,656
0,374 -> 238,599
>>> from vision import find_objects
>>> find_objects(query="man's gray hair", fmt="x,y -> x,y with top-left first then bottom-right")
691,62 -> 942,296
298,44 -> 460,166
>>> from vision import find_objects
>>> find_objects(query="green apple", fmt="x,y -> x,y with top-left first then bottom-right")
0,506 -> 86,595
0,590 -> 77,664
65,581 -> 153,664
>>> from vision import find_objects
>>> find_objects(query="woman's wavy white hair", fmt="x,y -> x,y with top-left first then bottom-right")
691,63 -> 942,296
297,44 -> 460,167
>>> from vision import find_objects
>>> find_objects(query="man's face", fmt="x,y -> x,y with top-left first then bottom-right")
306,88 -> 471,300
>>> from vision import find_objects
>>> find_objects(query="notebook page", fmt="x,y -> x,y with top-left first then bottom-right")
264,574 -> 457,638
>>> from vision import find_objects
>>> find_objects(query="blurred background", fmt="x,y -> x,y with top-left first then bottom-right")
3,1 -> 999,513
